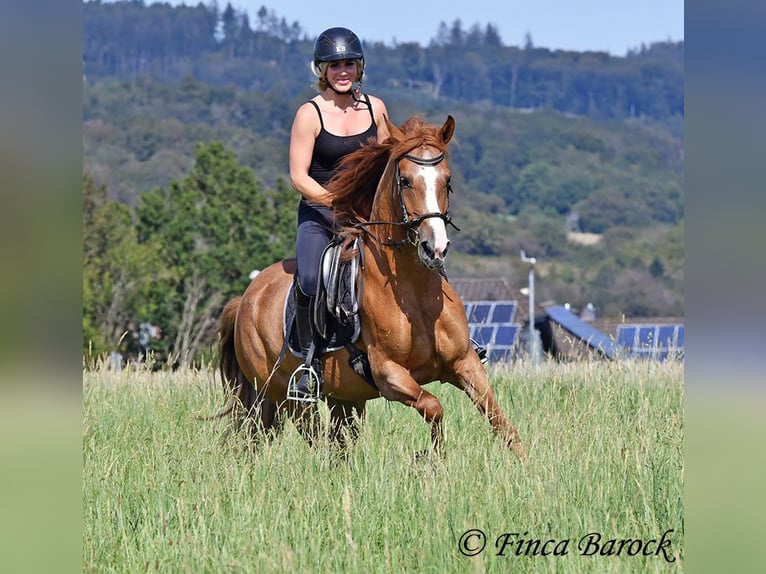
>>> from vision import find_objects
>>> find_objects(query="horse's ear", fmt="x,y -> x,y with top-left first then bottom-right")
385,114 -> 404,142
441,115 -> 455,144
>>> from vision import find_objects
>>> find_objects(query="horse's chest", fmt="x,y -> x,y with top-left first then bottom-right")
370,305 -> 446,358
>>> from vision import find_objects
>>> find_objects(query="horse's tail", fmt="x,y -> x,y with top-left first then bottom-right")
218,296 -> 243,396
197,296 -> 250,420
202,296 -> 281,440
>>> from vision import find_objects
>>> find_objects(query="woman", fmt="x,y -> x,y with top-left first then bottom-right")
288,27 -> 390,400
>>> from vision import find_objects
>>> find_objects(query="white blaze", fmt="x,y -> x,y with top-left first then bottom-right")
418,164 -> 449,255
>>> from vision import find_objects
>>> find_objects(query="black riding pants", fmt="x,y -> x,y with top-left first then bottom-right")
296,200 -> 335,297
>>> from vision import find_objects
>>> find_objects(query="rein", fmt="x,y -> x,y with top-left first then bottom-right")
354,151 -> 460,249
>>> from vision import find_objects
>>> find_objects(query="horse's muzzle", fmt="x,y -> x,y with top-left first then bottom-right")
418,238 -> 449,269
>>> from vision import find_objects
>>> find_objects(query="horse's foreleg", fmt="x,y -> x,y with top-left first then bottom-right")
450,360 -> 526,460
397,389 -> 445,453
408,389 -> 444,453
372,359 -> 445,453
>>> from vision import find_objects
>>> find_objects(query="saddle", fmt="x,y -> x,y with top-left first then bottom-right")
283,237 -> 376,389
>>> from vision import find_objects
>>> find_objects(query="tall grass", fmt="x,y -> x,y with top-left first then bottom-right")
83,360 -> 683,573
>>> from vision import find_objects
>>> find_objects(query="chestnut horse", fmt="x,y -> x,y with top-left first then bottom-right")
217,115 -> 525,458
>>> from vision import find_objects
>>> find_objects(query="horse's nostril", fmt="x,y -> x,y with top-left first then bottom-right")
443,241 -> 450,257
422,241 -> 434,257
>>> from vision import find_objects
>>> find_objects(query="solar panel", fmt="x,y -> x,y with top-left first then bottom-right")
463,301 -> 521,363
495,324 -> 520,346
491,302 -> 517,324
634,346 -> 653,359
657,325 -> 675,347
489,348 -> 515,363
671,325 -> 684,359
468,303 -> 491,324
473,325 -> 496,346
655,326 -> 675,361
637,326 -> 655,347
616,326 -> 636,348
615,323 -> 684,360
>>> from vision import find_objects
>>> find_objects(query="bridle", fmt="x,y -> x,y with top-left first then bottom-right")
355,151 -> 460,248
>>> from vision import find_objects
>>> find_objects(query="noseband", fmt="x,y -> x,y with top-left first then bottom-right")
356,151 -> 459,248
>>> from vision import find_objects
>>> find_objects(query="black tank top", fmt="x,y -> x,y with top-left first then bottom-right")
307,95 -> 377,186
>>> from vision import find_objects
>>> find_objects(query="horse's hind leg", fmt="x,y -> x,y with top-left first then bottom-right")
254,396 -> 284,441
234,385 -> 284,446
327,398 -> 366,450
291,403 -> 323,447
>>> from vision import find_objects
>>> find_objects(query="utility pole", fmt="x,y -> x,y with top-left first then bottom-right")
521,250 -> 539,365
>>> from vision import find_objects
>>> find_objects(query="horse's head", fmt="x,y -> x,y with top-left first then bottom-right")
386,115 -> 456,270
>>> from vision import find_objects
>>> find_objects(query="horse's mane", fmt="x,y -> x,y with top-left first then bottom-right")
326,116 -> 451,228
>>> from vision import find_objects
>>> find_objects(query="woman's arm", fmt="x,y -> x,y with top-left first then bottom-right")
289,102 -> 330,205
369,95 -> 390,142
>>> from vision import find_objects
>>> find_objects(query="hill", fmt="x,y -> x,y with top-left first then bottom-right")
82,1 -> 683,360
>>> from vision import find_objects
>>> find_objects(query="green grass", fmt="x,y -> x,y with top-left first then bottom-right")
83,360 -> 683,573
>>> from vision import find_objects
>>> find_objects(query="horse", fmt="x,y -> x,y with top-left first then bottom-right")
216,114 -> 525,459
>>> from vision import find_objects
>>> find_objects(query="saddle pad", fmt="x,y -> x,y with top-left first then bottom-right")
282,243 -> 361,358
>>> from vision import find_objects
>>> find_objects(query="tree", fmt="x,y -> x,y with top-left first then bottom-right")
136,141 -> 295,365
83,173 -> 167,358
524,31 -> 534,50
433,22 -> 450,47
239,12 -> 255,57
449,19 -> 465,46
484,24 -> 502,48
221,2 -> 239,59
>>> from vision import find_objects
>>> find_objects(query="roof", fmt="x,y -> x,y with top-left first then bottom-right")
449,276 -> 544,322
448,277 -> 517,301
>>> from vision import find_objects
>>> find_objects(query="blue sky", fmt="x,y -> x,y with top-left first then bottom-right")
165,0 -> 683,56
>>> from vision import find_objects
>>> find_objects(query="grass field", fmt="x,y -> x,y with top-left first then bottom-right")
83,360 -> 683,573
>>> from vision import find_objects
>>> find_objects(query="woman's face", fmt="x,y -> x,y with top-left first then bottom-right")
325,59 -> 358,91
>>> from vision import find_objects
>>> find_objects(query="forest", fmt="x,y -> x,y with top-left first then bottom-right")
82,1 -> 684,365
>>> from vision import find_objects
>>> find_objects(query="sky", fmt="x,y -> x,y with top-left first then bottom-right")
165,0 -> 683,56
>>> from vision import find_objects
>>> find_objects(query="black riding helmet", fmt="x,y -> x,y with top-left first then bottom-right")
313,26 -> 365,68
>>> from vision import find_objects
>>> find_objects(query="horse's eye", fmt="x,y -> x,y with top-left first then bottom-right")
446,177 -> 454,193
399,176 -> 411,188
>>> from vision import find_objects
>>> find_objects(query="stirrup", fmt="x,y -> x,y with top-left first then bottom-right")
470,338 -> 489,364
287,364 -> 321,402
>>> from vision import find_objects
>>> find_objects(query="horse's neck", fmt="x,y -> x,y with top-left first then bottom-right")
364,239 -> 442,297
369,172 -> 408,245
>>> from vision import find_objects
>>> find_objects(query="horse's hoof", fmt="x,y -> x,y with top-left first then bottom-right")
412,448 -> 442,465
512,442 -> 528,462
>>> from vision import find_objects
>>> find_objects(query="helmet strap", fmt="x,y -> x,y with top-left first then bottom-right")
328,84 -> 354,96
329,77 -> 365,100
351,82 -> 365,104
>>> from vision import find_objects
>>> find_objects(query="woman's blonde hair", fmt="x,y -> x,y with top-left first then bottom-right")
312,59 -> 364,92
